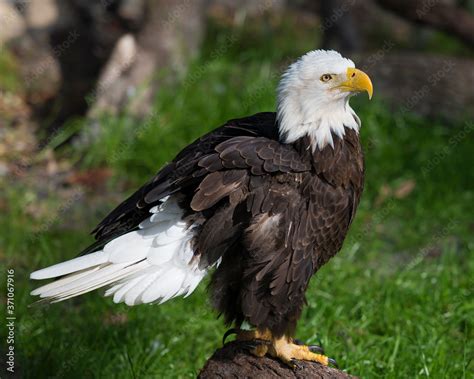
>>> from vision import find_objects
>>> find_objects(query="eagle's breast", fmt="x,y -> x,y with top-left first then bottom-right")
291,126 -> 365,269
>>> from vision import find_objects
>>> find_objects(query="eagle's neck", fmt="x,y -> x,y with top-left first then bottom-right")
276,95 -> 361,151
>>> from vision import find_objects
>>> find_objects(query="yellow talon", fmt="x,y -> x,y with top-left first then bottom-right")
268,336 -> 329,367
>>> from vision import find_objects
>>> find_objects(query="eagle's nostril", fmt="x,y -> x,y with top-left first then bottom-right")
351,72 -> 356,78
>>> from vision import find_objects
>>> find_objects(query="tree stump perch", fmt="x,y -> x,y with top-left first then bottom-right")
198,341 -> 357,378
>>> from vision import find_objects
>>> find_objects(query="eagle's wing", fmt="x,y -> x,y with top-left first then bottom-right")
29,112 -> 315,305
89,113 -> 309,250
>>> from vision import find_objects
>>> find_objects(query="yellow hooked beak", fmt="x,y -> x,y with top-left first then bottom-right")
337,68 -> 373,99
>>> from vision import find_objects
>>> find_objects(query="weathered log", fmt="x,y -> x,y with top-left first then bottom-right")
198,341 -> 357,379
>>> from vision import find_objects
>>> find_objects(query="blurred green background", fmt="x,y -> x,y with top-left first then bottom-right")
1,1 -> 473,378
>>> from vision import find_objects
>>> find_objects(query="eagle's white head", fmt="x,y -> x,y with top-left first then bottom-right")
277,50 -> 373,150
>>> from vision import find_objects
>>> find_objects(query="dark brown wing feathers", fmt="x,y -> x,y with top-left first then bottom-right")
89,113 -> 278,244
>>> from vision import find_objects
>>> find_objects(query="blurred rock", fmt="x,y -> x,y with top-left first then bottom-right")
376,0 -> 474,48
118,0 -> 146,26
351,0 -> 415,48
3,0 -> 132,139
290,0 -> 416,51
25,0 -> 58,29
14,35 -> 62,107
0,0 -> 26,45
84,0 -> 206,122
0,161 -> 8,177
87,34 -> 137,117
210,0 -> 286,22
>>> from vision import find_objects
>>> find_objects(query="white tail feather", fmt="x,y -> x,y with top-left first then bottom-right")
30,197 -> 208,305
30,266 -> 102,296
30,251 -> 109,280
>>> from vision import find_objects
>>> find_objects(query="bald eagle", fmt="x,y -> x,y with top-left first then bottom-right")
31,50 -> 373,367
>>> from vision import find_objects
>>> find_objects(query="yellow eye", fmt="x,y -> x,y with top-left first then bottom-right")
320,74 -> 333,82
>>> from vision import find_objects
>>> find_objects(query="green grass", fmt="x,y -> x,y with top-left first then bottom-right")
2,19 -> 474,379
0,49 -> 21,93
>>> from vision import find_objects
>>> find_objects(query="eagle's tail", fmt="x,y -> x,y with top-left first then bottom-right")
30,198 -> 207,306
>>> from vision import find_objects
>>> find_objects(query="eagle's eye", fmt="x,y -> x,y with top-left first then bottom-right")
320,74 -> 333,82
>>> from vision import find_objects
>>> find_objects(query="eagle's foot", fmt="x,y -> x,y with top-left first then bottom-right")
223,329 -> 335,368
268,336 -> 336,368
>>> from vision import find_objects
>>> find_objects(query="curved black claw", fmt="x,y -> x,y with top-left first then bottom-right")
290,359 -> 303,370
293,338 -> 324,354
308,345 -> 325,354
222,328 -> 239,345
328,357 -> 339,368
240,338 -> 271,352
